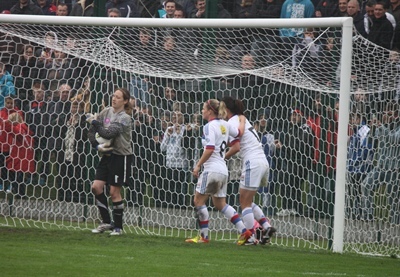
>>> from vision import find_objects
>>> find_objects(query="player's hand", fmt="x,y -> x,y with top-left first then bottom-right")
192,165 -> 200,178
86,113 -> 98,124
97,142 -> 113,153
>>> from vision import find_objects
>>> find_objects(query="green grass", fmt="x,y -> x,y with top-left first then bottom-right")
0,227 -> 398,277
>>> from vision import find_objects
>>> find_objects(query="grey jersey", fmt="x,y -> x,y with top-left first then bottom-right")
89,107 -> 133,156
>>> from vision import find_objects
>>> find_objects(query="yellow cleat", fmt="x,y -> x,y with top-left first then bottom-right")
237,230 -> 252,246
185,235 -> 209,243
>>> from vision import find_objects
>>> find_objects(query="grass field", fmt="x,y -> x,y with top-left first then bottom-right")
0,226 -> 399,277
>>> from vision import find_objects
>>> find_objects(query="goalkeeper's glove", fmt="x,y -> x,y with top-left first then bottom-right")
97,142 -> 113,153
86,113 -> 98,124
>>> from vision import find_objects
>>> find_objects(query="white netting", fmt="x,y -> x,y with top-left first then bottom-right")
0,16 -> 399,257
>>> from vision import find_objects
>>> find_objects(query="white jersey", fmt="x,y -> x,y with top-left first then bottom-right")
202,118 -> 239,175
228,115 -> 266,162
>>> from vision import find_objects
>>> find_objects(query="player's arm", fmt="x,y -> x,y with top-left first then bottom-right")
237,115 -> 246,137
193,147 -> 213,178
225,140 -> 240,160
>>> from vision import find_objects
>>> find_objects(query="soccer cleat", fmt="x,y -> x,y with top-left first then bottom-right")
110,227 -> 122,236
91,223 -> 114,234
237,230 -> 252,246
185,235 -> 209,243
260,227 -> 277,245
244,234 -> 259,246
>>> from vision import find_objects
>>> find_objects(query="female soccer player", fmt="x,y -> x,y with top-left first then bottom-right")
221,96 -> 276,245
185,99 -> 247,243
86,88 -> 133,236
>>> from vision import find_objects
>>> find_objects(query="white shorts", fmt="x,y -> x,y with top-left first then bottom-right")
240,158 -> 269,191
196,171 -> 228,198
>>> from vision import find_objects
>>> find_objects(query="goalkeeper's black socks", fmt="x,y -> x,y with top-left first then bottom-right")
113,201 -> 124,229
95,193 -> 111,224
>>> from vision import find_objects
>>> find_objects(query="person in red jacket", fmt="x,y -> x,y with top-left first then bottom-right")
0,96 -> 24,121
3,112 -> 35,196
0,96 -> 24,190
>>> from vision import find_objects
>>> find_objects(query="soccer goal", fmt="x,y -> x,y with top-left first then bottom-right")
0,14 -> 399,257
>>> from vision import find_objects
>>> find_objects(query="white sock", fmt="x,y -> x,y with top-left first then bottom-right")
197,205 -> 209,239
252,202 -> 271,229
242,207 -> 255,230
221,204 -> 246,234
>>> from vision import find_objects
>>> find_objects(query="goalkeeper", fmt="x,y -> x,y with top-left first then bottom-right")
86,88 -> 133,236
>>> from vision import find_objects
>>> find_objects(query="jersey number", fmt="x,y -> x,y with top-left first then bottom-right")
220,140 -> 227,157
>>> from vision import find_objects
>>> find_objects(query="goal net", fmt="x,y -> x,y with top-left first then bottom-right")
0,15 -> 399,257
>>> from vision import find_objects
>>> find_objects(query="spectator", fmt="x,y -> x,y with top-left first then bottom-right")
367,2 -> 394,49
315,0 -> 339,17
388,0 -> 400,23
279,0 -> 315,63
105,0 -> 139,18
35,0 -> 56,15
107,7 -> 121,17
12,44 -> 42,105
249,0 -> 283,66
337,0 -> 348,16
4,112 -> 35,196
129,29 -> 156,104
41,49 -> 79,91
128,102 -> 156,206
234,0 -> 254,18
0,96 -> 23,121
250,0 -> 282,18
58,100 -> 88,202
230,54 -> 266,121
361,101 -> 400,224
174,0 -> 195,16
0,62 -> 16,110
23,82 -> 51,186
0,96 -> 21,189
157,36 -> 195,72
346,112 -> 374,219
10,0 -> 43,15
157,84 -> 178,114
350,87 -> 372,121
347,0 -> 367,38
47,83 -> 73,166
35,31 -> 58,67
190,0 -> 232,18
151,109 -> 171,207
56,3 -> 69,16
173,6 -> 186,17
292,28 -> 322,77
155,0 -> 176,18
70,0 -> 94,16
304,93 -> 335,218
159,110 -> 195,207
70,76 -> 92,113
275,109 -> 313,216
364,1 -> 396,40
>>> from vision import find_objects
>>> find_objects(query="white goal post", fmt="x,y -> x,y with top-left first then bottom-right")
1,14 -> 398,257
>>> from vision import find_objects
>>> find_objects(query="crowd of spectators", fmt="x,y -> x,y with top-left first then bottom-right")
0,0 -> 399,223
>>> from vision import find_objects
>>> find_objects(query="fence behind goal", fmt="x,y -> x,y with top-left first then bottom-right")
0,15 -> 399,257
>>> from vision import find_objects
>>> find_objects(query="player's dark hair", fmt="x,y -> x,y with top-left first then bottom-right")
220,96 -> 245,116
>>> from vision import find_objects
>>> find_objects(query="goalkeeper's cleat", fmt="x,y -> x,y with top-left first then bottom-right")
110,227 -> 122,236
244,234 -> 259,246
185,235 -> 209,243
260,227 -> 277,245
237,229 -> 252,246
92,223 -> 114,234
